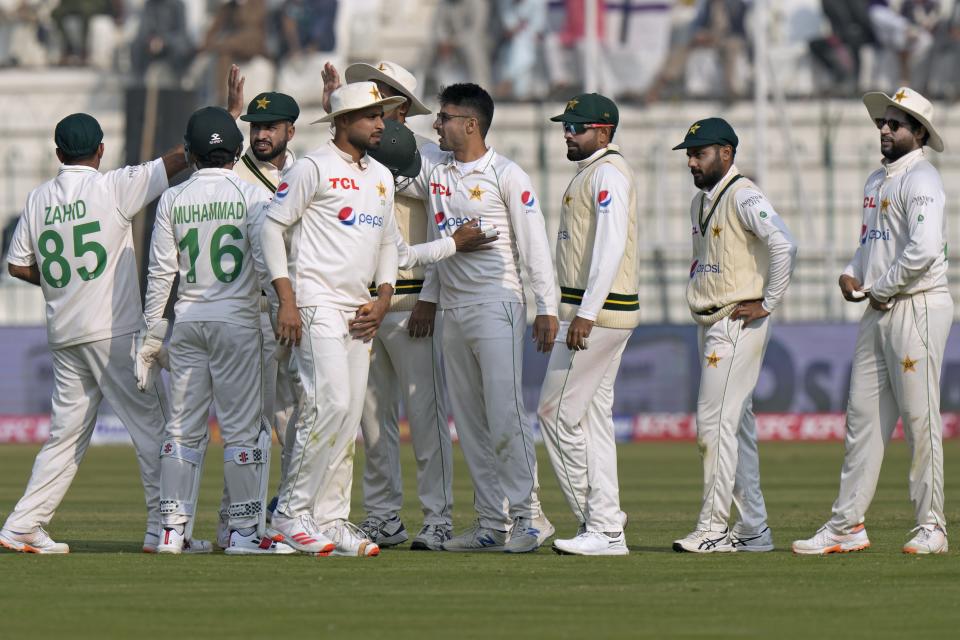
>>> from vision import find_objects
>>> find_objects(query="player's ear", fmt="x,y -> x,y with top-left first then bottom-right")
95,143 -> 105,160
287,124 -> 295,141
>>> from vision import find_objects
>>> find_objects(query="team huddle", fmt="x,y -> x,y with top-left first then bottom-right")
0,58 -> 950,557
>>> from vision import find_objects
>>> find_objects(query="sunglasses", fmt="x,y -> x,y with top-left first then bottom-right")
562,122 -> 615,135
874,118 -> 910,132
436,112 -> 473,124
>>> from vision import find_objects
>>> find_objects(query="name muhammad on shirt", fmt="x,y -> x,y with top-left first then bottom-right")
172,200 -> 246,225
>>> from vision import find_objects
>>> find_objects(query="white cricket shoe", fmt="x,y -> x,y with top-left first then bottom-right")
505,517 -> 541,553
157,526 -> 185,554
730,526 -> 774,552
410,523 -> 452,551
903,524 -> 948,555
322,520 -> 380,557
532,514 -> 555,545
441,521 -> 507,552
223,529 -> 296,555
553,530 -> 629,556
673,528 -> 734,553
143,529 -> 212,554
792,524 -> 870,555
268,514 -> 335,555
358,515 -> 409,547
0,527 -> 69,554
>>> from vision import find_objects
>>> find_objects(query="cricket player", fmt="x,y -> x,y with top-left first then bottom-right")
138,106 -> 293,555
220,66 -> 303,546
538,94 -> 636,556
671,118 -> 797,553
404,83 -> 559,553
0,113 -> 188,554
261,82 -> 407,557
794,88 -> 951,555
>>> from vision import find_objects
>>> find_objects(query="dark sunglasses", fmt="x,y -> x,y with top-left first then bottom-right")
562,122 -> 615,135
436,112 -> 473,123
874,118 -> 910,132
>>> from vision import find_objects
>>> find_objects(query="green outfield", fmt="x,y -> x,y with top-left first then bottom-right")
1,439 -> 958,639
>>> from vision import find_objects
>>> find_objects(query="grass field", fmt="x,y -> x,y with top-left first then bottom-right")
1,439 -> 958,639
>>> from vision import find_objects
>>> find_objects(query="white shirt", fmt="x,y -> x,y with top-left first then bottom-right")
143,168 -> 270,329
696,165 -> 797,312
405,145 -> 558,314
8,159 -> 168,348
843,148 -> 948,301
262,141 -> 400,310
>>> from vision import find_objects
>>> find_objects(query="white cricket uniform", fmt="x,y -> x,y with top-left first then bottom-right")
143,168 -> 271,531
361,136 -> 455,529
4,160 -> 170,536
407,145 -> 558,528
537,151 -> 635,534
263,141 -> 400,528
829,147 -> 951,534
687,166 -> 797,534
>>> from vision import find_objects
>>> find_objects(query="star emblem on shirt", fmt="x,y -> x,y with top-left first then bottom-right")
563,195 -> 573,206
566,98 -> 579,111
894,89 -> 907,103
712,225 -> 722,237
370,86 -> 382,101
255,96 -> 270,110
376,181 -> 386,197
469,186 -> 484,200
901,355 -> 917,373
378,63 -> 387,71
689,123 -> 702,134
880,198 -> 890,214
706,351 -> 721,368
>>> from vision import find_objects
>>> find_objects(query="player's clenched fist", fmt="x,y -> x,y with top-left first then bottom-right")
533,314 -> 558,353
565,316 -> 593,351
838,274 -> 867,302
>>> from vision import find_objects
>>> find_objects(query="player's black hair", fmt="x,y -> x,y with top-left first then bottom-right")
196,148 -> 238,169
904,113 -> 931,146
58,150 -> 99,164
438,83 -> 494,138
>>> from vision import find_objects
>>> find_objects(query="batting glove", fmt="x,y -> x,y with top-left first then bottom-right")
135,319 -> 168,391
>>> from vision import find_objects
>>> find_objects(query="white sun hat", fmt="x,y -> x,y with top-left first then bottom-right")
312,81 -> 406,124
862,86 -> 944,152
344,60 -> 432,117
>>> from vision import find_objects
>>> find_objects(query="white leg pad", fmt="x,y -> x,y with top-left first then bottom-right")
159,438 -> 207,532
223,424 -> 272,534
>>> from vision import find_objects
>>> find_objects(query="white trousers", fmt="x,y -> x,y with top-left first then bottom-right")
829,290 -> 953,534
162,322 -> 264,529
3,333 -> 167,534
538,323 -> 631,532
360,310 -> 453,525
694,314 -> 771,533
276,306 -> 370,528
443,302 -> 540,528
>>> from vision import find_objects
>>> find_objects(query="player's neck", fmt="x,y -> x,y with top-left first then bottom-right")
332,136 -> 364,164
454,140 -> 487,163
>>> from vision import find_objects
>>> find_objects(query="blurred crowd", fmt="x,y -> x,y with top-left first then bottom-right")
2,0 -> 960,102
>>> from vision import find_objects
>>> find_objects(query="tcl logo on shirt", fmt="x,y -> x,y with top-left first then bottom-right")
329,177 -> 360,191
863,196 -> 877,209
430,183 -> 452,196
337,207 -> 383,227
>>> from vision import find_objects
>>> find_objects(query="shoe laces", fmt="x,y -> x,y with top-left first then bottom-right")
359,516 -> 385,537
342,521 -> 372,544
34,527 -> 55,545
511,516 -> 535,535
908,524 -> 940,541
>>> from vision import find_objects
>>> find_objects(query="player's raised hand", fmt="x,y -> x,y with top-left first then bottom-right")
276,298 -> 302,347
838,274 -> 867,302
452,219 -> 498,252
566,315 -> 593,351
408,300 -> 437,338
226,64 -> 246,120
533,314 -> 558,353
321,61 -> 342,114
731,300 -> 769,326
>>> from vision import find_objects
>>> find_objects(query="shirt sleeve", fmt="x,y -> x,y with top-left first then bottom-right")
7,211 -> 35,267
504,165 -> 557,315
106,158 -> 169,220
398,236 -> 457,269
870,169 -> 947,300
374,180 -> 399,288
577,164 -> 631,321
245,198 -> 274,300
734,188 -> 798,313
264,156 -> 322,226
142,192 -> 179,327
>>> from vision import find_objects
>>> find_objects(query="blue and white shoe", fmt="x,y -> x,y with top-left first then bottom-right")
505,517 -> 541,553
441,521 -> 507,552
730,526 -> 774,552
672,528 -> 734,553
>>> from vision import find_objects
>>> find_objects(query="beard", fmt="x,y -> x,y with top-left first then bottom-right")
349,130 -> 382,153
692,164 -> 724,190
880,135 -> 914,161
566,144 -> 588,161
252,138 -> 287,162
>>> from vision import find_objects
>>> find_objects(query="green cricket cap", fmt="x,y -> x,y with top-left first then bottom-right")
672,117 -> 739,151
549,93 -> 619,125
240,92 -> 300,123
369,120 -> 421,178
184,106 -> 244,157
54,113 -> 103,158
